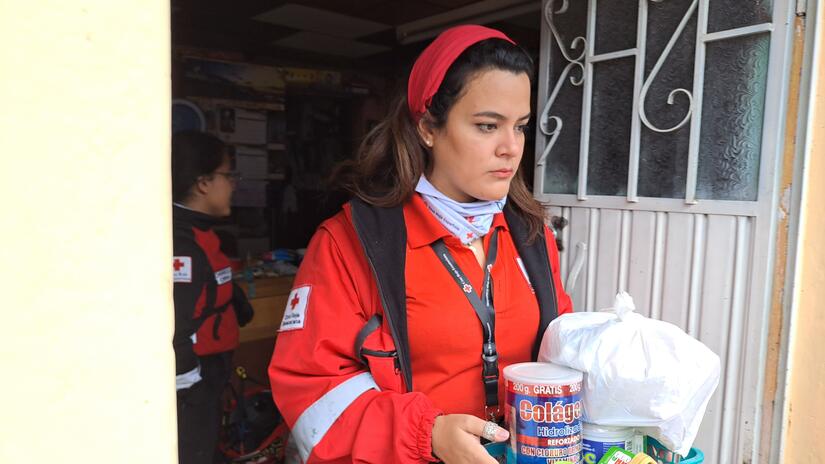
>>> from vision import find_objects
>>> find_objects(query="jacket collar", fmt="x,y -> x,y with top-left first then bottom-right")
173,203 -> 225,230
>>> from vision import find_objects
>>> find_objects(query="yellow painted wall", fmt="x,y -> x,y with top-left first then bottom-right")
784,3 -> 825,462
0,1 -> 175,462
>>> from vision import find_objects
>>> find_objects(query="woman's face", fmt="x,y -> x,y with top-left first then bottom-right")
202,153 -> 236,217
422,69 -> 531,202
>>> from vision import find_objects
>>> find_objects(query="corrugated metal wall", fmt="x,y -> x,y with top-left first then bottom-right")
548,206 -> 755,462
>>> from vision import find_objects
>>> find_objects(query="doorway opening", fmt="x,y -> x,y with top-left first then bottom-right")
170,1 -> 542,461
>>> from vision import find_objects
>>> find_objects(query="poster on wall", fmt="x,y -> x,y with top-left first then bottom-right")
181,57 -> 344,99
182,57 -> 287,97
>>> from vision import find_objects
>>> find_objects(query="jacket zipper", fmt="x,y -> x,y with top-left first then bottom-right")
361,349 -> 402,374
360,348 -> 397,358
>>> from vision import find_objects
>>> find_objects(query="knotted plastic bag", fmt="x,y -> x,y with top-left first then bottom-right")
538,292 -> 720,456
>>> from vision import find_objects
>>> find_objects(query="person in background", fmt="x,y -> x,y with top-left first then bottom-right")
171,131 -> 254,463
269,25 -> 573,464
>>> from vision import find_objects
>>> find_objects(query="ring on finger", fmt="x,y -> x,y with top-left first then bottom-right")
481,421 -> 499,441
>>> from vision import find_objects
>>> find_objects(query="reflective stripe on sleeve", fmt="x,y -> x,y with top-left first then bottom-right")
292,372 -> 380,463
175,365 -> 202,391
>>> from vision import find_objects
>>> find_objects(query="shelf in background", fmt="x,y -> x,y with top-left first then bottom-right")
237,275 -> 294,343
190,96 -> 285,112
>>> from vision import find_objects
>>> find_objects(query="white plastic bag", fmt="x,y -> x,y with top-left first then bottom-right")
538,292 -> 720,456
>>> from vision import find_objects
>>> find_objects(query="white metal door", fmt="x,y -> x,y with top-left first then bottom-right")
534,1 -> 796,462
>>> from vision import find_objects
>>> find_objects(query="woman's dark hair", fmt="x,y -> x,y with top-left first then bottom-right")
335,38 -> 547,242
171,130 -> 228,203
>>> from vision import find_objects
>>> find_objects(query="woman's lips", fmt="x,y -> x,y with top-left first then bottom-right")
490,169 -> 514,179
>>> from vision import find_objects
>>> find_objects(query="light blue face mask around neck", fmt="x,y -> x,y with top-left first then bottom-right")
414,176 -> 507,245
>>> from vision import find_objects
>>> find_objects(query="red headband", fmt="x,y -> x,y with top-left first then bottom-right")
407,25 -> 516,122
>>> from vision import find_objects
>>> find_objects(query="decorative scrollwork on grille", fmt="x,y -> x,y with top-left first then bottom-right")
638,0 -> 699,133
537,0 -> 587,166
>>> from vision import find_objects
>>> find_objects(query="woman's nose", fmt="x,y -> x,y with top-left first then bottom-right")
496,129 -> 521,157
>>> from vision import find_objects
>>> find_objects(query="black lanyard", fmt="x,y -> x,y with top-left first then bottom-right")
431,229 -> 500,417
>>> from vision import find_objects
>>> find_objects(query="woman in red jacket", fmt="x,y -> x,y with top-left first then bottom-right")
269,25 -> 573,464
172,131 -> 253,464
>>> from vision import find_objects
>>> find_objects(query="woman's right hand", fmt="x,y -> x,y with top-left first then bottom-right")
431,414 -> 509,464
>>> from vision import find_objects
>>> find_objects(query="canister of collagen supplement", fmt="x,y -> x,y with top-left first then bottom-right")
581,423 -> 634,464
504,362 -> 584,463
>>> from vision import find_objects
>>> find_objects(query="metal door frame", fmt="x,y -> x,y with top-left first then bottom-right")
533,0 -> 799,461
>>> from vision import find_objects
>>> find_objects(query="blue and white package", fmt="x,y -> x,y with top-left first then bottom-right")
504,362 -> 584,463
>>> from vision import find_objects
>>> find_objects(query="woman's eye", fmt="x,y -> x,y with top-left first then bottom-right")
476,123 -> 497,133
516,124 -> 530,134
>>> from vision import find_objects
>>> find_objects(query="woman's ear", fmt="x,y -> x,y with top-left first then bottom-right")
416,114 -> 436,148
194,175 -> 211,196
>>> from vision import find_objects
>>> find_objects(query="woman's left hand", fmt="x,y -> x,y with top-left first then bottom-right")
431,414 -> 509,464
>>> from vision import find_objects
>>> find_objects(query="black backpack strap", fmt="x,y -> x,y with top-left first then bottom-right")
503,204 -> 559,360
349,198 -> 413,391
197,274 -> 231,340
354,314 -> 383,365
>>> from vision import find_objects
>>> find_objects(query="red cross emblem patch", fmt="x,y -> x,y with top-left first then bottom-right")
173,256 -> 192,283
280,285 -> 312,332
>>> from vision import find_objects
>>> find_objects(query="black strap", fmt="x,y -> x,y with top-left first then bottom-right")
431,229 -> 500,410
212,312 -> 223,340
354,314 -> 383,364
197,273 -> 231,334
503,205 -> 559,360
349,198 -> 413,390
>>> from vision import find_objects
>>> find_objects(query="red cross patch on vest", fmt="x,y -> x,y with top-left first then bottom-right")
173,256 -> 192,283
280,285 -> 311,332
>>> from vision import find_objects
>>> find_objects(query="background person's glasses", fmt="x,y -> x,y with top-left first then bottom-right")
212,171 -> 241,182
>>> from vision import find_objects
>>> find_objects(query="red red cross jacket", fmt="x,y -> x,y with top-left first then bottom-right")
268,197 -> 572,463
173,205 -> 240,376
